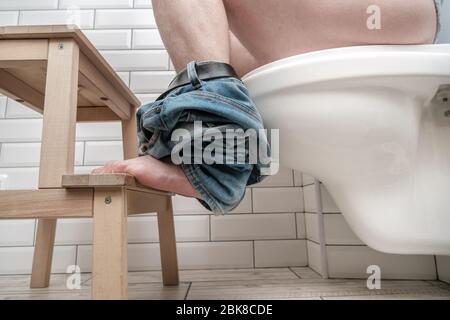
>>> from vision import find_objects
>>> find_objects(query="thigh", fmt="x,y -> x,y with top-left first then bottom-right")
224,0 -> 438,66
229,31 -> 260,77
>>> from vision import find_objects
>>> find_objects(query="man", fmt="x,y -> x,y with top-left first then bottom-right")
93,0 -> 440,212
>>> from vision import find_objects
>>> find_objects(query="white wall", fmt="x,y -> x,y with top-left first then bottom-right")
0,0 -> 307,274
306,183 -> 438,280
0,1 -> 447,281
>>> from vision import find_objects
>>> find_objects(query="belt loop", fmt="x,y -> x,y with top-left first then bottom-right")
187,61 -> 202,89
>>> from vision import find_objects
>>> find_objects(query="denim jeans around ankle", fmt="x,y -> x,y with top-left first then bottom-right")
136,61 -> 270,214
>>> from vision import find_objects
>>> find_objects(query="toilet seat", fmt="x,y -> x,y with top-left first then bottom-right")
243,45 -> 450,255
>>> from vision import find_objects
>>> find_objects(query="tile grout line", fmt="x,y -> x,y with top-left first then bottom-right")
208,214 -> 211,241
74,244 -> 79,269
183,282 -> 192,300
81,141 -> 86,166
294,212 -> 299,239
252,240 -> 256,268
433,255 -> 440,281
250,188 -> 254,213
288,266 -> 302,280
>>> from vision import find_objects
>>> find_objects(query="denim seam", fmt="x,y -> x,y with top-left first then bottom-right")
191,91 -> 260,121
180,163 -> 225,215
188,91 -> 261,122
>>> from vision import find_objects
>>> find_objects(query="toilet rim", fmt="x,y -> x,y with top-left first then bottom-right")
242,44 -> 450,94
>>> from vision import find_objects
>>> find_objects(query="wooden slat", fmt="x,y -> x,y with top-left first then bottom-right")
0,39 -> 48,62
30,219 -> 56,288
62,173 -> 135,187
0,69 -> 45,112
77,107 -> 121,122
77,78 -> 110,106
73,27 -> 140,109
92,187 -> 128,300
31,38 -> 80,289
0,189 -> 93,219
157,196 -> 179,286
5,67 -> 47,96
0,25 -> 140,110
62,174 -> 172,196
78,53 -> 131,119
122,106 -> 138,159
39,38 -> 79,188
127,189 -> 170,215
0,60 -> 47,69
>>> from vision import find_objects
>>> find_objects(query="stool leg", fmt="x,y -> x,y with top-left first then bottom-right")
92,187 -> 128,300
157,197 -> 179,286
31,38 -> 80,288
121,106 -> 138,160
30,219 -> 57,288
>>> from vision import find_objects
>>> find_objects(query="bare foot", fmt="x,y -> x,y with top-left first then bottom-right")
91,155 -> 200,198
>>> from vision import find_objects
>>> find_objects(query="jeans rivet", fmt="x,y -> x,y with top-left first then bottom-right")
105,196 -> 112,204
154,107 -> 161,113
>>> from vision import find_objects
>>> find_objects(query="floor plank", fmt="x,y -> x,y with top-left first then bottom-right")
290,267 -> 323,279
0,274 -> 90,293
0,281 -> 190,300
135,268 -> 298,284
186,278 -> 450,300
0,268 -> 448,300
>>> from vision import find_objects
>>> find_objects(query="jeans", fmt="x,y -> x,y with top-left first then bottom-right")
136,61 -> 270,214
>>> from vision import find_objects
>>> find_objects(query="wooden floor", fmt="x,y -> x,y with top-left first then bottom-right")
0,267 -> 449,300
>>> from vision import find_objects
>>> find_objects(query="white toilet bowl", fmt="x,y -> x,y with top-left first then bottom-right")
243,45 -> 450,255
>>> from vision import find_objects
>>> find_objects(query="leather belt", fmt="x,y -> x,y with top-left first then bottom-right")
157,61 -> 239,100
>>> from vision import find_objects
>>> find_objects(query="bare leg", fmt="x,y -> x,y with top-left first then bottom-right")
224,0 -> 438,68
153,0 -> 257,76
152,0 -> 230,72
229,31 -> 259,77
93,0 -> 255,196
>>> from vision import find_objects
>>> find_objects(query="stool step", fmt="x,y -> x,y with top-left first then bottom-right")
0,189 -> 93,219
62,174 -> 173,196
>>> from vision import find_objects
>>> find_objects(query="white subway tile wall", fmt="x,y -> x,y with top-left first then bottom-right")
59,0 -> 134,9
19,10 -> 95,29
436,256 -> 450,284
0,1 -> 58,11
0,11 -> 19,26
0,96 -> 7,118
82,30 -> 132,49
0,2 -> 442,280
0,3 -> 307,274
326,246 -> 436,280
5,99 -> 42,119
305,183 -> 439,280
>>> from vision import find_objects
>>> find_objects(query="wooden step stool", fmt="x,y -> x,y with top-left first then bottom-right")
0,25 -> 179,299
